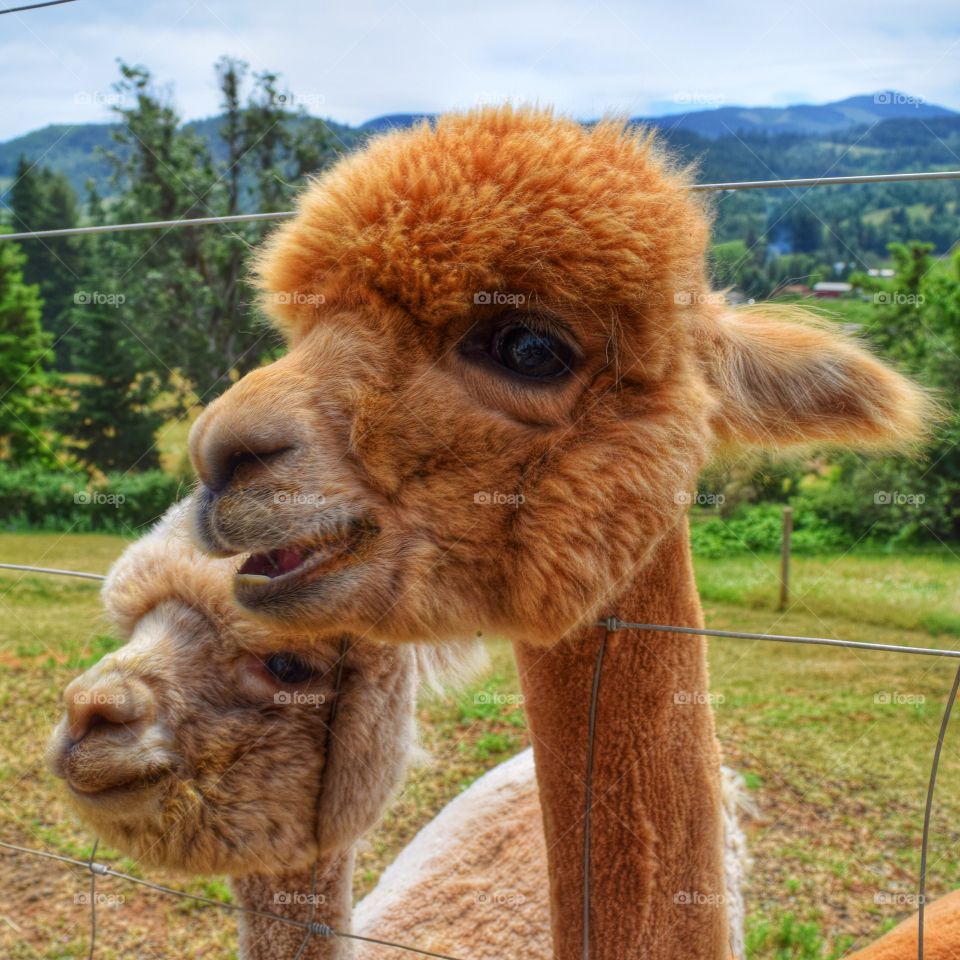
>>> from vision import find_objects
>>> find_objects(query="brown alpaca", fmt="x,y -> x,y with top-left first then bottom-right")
47,503 -> 480,959
184,106 -> 930,959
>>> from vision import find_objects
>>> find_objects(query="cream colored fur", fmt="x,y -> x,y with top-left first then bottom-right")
355,749 -> 750,960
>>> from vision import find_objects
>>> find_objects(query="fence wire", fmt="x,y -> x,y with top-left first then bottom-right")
2,169 -> 959,242
0,0 -> 77,15
2,562 -> 959,959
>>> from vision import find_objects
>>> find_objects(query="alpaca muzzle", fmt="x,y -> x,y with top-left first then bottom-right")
47,669 -> 174,805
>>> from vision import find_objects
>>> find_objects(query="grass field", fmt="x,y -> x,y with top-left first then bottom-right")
2,534 -> 960,958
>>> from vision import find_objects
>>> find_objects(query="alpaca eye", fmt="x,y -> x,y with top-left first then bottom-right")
264,653 -> 316,684
494,325 -> 573,379
459,312 -> 576,382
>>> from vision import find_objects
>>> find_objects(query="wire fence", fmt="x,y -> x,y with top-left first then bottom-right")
2,4 -> 959,956
1,563 -> 959,959
0,0 -> 78,16
2,169 -> 960,243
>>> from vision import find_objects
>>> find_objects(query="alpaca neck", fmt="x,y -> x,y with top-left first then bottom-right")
514,519 -> 727,960
231,849 -> 355,960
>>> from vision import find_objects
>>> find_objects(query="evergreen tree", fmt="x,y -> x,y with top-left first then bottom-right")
56,186 -> 169,473
0,243 -> 60,467
8,157 -> 86,370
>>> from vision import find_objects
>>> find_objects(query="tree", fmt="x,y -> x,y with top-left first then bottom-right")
61,299 -> 168,473
97,60 -> 324,401
8,157 -> 86,370
56,186 -> 170,473
0,243 -> 60,467
821,243 -> 960,544
850,241 -> 933,364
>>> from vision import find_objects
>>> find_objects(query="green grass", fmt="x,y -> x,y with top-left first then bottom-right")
2,533 -> 959,956
696,551 -> 960,637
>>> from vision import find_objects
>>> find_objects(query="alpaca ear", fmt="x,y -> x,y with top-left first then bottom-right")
696,306 -> 931,450
314,653 -> 417,855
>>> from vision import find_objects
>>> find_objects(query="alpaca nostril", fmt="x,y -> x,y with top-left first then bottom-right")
71,708 -> 117,743
65,677 -> 155,745
188,393 -> 303,496
205,444 -> 296,496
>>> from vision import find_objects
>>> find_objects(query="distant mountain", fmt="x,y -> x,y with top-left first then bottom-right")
1,93 -> 957,203
643,92 -> 956,139
0,116 -> 364,199
359,93 -> 956,139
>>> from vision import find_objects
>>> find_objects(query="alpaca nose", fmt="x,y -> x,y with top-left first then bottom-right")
64,673 -> 156,744
189,384 -> 303,495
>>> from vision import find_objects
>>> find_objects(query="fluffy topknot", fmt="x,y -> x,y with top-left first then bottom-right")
254,105 -> 711,341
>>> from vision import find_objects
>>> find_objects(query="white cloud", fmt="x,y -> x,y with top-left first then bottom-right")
0,0 -> 957,140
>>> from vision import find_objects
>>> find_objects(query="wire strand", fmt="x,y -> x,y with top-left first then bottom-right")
0,210 -> 295,242
918,661 -> 960,960
2,169 -> 958,242
688,169 -> 960,192
0,0 -> 77,14
0,840 -> 467,960
0,562 -> 105,581
599,619 -> 960,660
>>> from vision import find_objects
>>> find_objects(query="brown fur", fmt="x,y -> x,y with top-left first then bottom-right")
183,106 -> 931,960
847,890 -> 960,960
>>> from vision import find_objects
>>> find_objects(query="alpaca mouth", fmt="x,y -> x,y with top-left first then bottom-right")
234,517 -> 377,598
67,769 -> 171,802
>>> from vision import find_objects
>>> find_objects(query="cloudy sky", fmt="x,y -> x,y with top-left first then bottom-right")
2,0 -> 959,141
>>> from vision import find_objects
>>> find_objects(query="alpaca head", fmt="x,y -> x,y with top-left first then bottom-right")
187,105 -> 929,647
46,503 -> 471,875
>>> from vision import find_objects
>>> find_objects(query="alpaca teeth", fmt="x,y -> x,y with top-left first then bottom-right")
236,573 -> 272,585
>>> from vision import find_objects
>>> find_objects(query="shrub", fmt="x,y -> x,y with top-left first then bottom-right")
691,503 -> 847,558
0,465 -> 184,533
